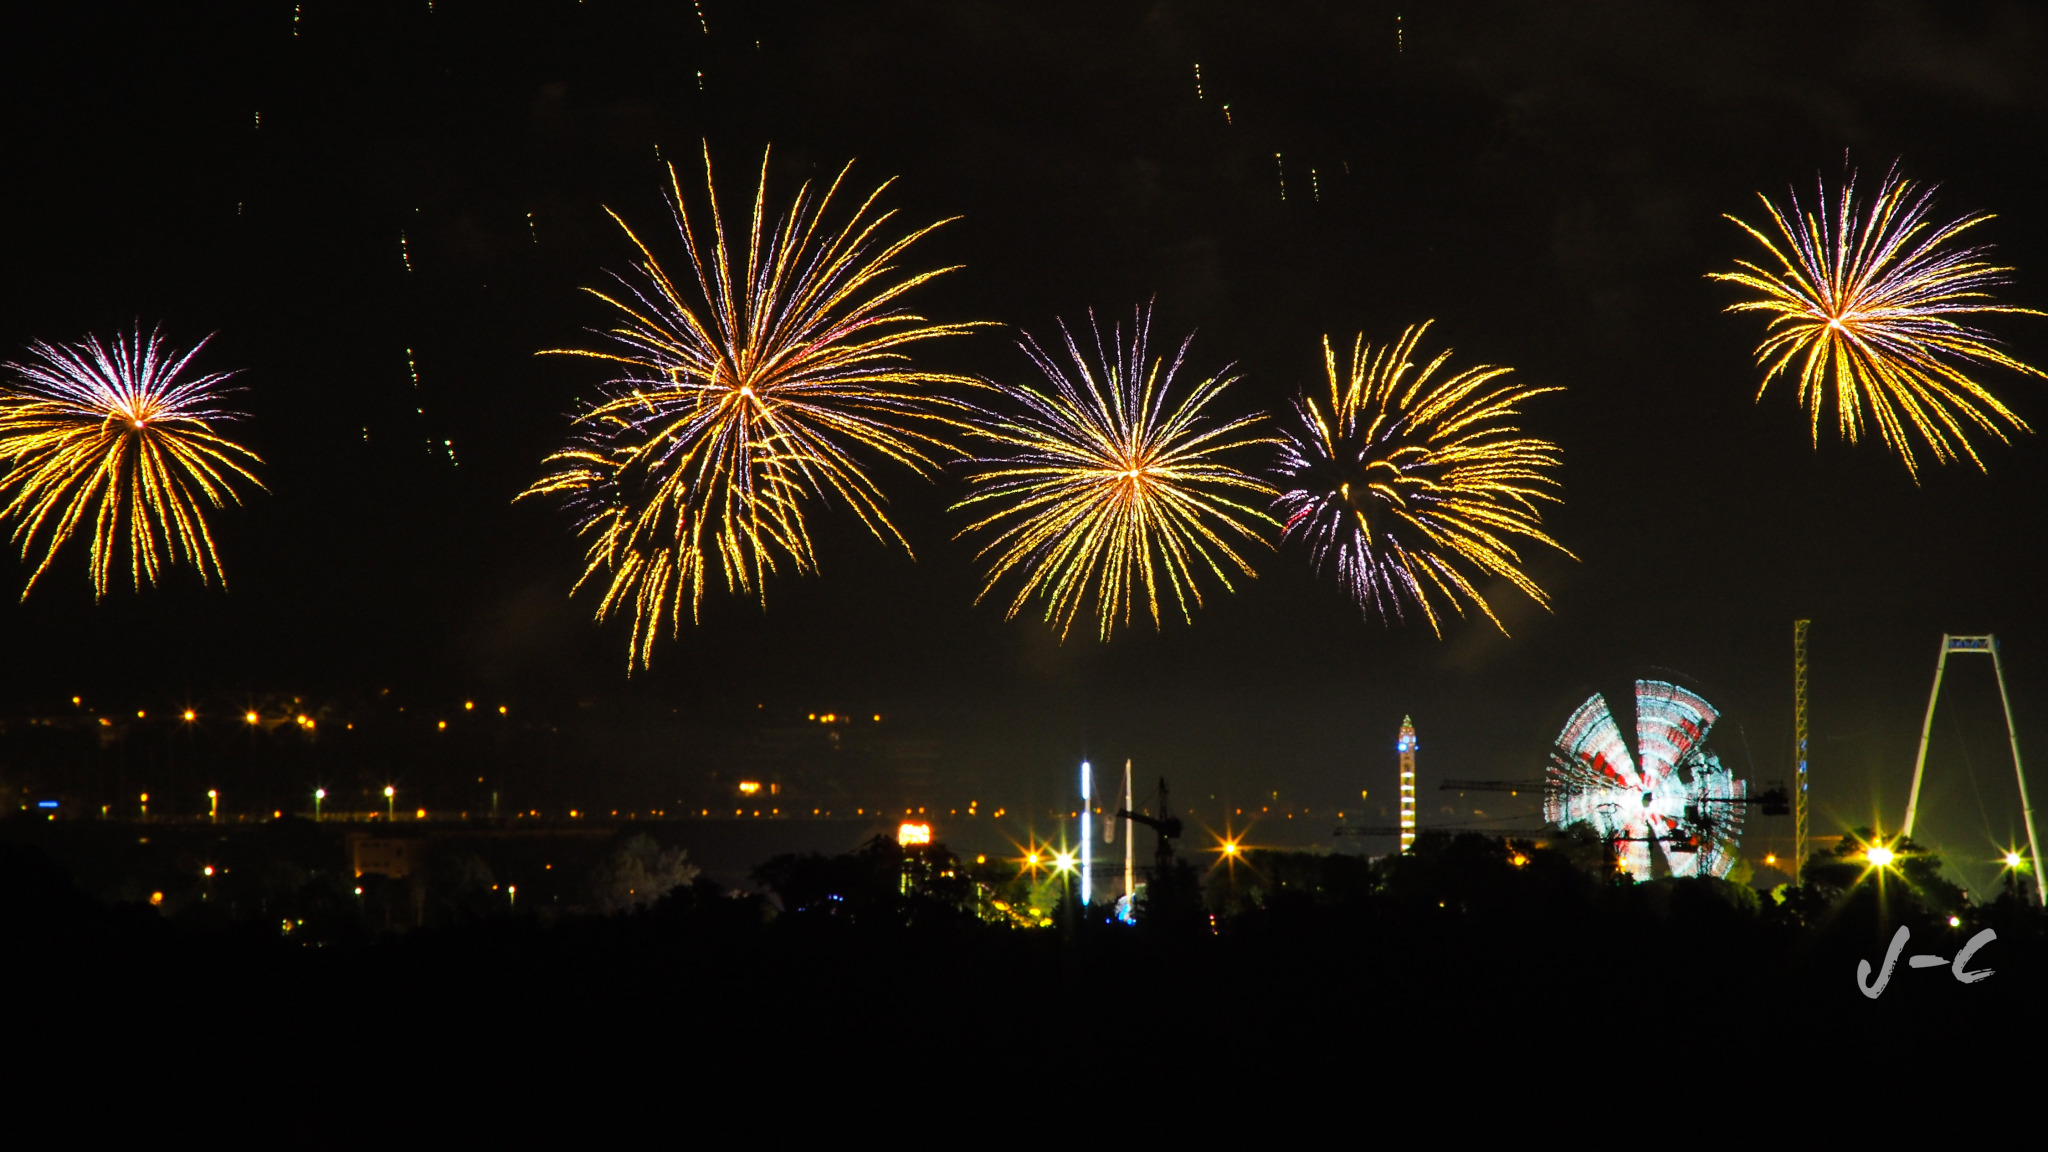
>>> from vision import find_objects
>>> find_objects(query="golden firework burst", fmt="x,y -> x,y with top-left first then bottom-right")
523,145 -> 981,668
955,307 -> 1275,641
1711,162 -> 2043,478
0,327 -> 262,598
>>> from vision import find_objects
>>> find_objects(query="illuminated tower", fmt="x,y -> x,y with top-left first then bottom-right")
1397,716 -> 1418,853
1079,760 -> 1093,907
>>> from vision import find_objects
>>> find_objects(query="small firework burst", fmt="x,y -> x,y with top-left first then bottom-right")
1273,322 -> 1566,634
955,306 -> 1275,642
0,327 -> 263,597
1711,161 -> 2043,478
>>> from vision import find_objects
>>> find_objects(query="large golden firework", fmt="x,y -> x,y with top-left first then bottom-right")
1711,163 -> 2043,478
1273,323 -> 1566,635
955,307 -> 1274,641
0,328 -> 262,598
524,145 -> 979,668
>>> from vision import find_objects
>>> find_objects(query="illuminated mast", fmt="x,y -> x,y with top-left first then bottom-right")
1122,759 -> 1135,902
1397,717 -> 1418,853
1080,761 -> 1093,907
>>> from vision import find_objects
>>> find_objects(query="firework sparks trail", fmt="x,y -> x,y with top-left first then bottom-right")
0,327 -> 263,598
1272,322 -> 1567,635
523,144 -> 981,669
954,306 -> 1275,642
1711,161 -> 2043,478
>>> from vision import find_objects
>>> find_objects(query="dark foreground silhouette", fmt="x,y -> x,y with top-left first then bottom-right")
6,821 -> 2041,1105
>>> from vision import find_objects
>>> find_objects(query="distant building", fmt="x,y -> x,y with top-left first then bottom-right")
348,834 -> 424,879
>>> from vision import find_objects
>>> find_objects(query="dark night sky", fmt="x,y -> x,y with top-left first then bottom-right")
4,1 -> 2046,884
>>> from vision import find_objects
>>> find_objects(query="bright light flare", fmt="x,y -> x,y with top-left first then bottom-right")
955,306 -> 1275,642
1711,161 -> 2044,478
897,821 -> 931,846
2004,850 -> 2026,870
1865,845 -> 1896,868
0,326 -> 262,597
1273,323 -> 1567,635
1050,849 -> 1078,875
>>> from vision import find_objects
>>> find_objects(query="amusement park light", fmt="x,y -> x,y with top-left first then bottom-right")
2004,851 -> 2026,870
1865,845 -> 1896,868
1051,850 -> 1077,875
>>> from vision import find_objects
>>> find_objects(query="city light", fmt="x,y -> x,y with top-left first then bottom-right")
1865,845 -> 1896,868
182,709 -> 195,722
245,710 -> 258,724
2004,851 -> 2026,869
738,781 -> 762,796
897,822 -> 931,846
1051,849 -> 1077,875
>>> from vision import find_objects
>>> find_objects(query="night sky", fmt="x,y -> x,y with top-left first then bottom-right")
5,1 -> 2046,887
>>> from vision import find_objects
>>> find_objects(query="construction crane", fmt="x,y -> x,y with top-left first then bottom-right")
1439,779 -> 1545,795
1115,777 -> 1184,872
1793,619 -> 1810,884
1334,824 -> 1550,840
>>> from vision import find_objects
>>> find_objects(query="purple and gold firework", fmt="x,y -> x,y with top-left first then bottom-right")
1273,323 -> 1566,635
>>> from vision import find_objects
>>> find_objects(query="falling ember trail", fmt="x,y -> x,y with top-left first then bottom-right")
1193,62 -> 1204,100
1276,153 -> 1286,201
400,232 -> 413,273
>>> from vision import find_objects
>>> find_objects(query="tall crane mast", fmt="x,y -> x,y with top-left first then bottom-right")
1794,619 -> 1810,885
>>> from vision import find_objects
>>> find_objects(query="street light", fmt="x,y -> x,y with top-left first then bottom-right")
1865,845 -> 1895,868
314,788 -> 325,821
384,785 -> 395,821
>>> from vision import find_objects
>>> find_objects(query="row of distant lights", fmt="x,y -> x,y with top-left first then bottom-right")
73,695 -> 509,731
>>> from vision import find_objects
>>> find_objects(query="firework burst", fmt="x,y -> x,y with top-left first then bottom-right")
523,145 -> 980,668
1711,162 -> 2044,478
954,307 -> 1275,642
1273,322 -> 1566,634
0,327 -> 262,598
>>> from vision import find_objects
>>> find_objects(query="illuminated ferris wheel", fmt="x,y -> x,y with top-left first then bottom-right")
1544,680 -> 1747,879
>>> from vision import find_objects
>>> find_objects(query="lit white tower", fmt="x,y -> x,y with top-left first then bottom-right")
1397,716 -> 1418,853
1079,760 -> 1093,906
1122,759 -> 1135,902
